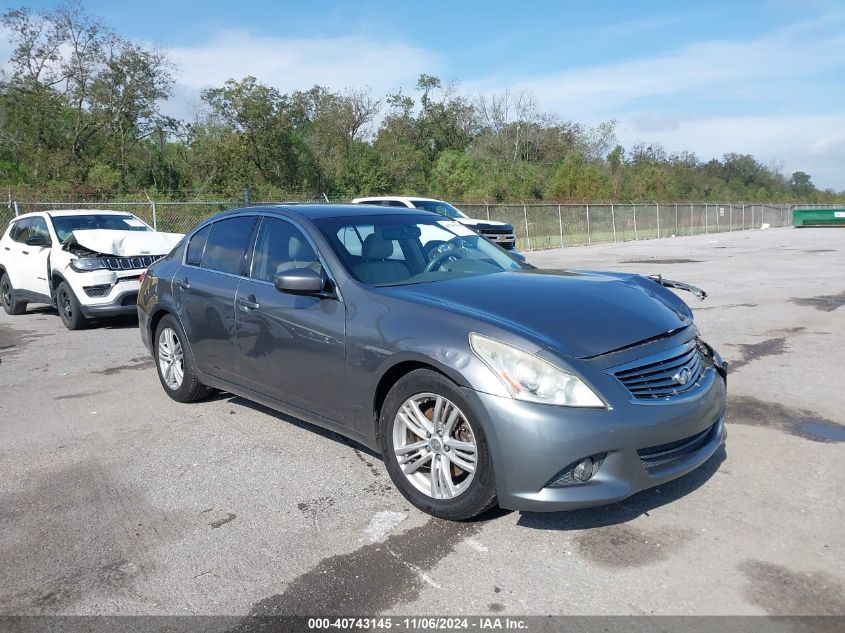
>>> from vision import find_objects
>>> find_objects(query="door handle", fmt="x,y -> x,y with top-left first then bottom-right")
3,247 -> 9,251
21,250 -> 29,255
238,296 -> 260,311
176,278 -> 191,290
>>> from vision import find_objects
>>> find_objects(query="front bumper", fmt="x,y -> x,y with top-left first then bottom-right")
462,369 -> 727,512
63,268 -> 142,318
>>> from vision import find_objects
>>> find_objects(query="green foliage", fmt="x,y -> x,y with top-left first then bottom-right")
0,3 -> 841,203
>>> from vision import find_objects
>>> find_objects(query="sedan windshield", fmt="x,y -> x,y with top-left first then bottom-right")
52,214 -> 151,242
410,200 -> 467,219
316,214 -> 524,286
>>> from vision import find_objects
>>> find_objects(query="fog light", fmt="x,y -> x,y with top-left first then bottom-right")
545,452 -> 606,488
573,457 -> 595,482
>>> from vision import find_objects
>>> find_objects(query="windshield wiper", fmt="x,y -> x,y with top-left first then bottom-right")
647,274 -> 708,301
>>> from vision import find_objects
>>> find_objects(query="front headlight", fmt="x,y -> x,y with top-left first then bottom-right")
469,333 -> 605,408
70,257 -> 107,272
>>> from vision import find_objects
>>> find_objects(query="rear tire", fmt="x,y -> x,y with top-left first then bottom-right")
1,273 -> 27,315
56,281 -> 88,330
379,369 -> 498,521
155,314 -> 211,403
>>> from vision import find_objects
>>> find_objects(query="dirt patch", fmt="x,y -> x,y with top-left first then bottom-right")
236,518 -> 481,617
209,512 -> 236,529
739,559 -> 845,615
694,303 -> 758,311
790,290 -> 845,312
96,360 -> 154,375
728,337 -> 788,370
623,258 -> 702,264
571,524 -> 695,568
0,461 -> 184,613
0,324 -> 39,358
53,390 -> 107,401
728,395 -> 844,443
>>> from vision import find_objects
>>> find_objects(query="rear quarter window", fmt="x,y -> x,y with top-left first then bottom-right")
201,216 -> 256,275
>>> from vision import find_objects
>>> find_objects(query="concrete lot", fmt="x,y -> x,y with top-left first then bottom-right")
1,226 -> 843,617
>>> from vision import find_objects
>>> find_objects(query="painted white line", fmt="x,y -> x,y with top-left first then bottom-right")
364,511 -> 406,542
464,538 -> 489,553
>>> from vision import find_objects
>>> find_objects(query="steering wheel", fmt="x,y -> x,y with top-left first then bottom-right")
424,249 -> 459,273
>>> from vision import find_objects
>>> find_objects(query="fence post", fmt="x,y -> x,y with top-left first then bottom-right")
586,204 -> 591,244
704,203 -> 708,234
523,203 -> 531,251
729,204 -> 733,231
654,202 -> 659,239
558,204 -> 563,248
151,200 -> 157,231
742,203 -> 745,230
611,203 -> 617,242
674,203 -> 678,236
633,204 -> 638,240
485,203 -> 490,221
690,203 -> 693,235
13,201 -> 19,216
751,204 -> 755,228
716,203 -> 720,232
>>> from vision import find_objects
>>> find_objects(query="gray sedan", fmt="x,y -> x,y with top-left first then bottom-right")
138,204 -> 727,520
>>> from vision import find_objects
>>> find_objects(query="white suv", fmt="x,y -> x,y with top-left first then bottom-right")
0,210 -> 183,329
351,196 -> 517,251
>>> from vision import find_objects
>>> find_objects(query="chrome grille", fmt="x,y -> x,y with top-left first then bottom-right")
611,342 -> 705,399
103,255 -> 161,271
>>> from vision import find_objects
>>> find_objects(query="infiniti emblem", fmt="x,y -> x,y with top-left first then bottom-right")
673,367 -> 692,385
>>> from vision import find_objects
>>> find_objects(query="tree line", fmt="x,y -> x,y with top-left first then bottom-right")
1,3 -> 841,203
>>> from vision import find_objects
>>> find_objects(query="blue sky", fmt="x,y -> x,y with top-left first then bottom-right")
7,0 -> 845,188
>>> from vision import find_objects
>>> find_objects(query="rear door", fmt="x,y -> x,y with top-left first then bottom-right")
174,215 -> 257,383
234,216 -> 347,418
2,218 -> 31,290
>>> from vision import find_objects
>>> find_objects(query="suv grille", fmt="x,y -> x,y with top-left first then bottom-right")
478,228 -> 513,236
102,255 -> 161,271
611,342 -> 704,399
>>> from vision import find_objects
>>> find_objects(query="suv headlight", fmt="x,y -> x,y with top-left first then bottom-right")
70,257 -> 107,272
470,333 -> 605,408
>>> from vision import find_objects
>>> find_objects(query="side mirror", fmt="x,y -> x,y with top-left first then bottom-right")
274,267 -> 328,296
26,235 -> 49,247
511,251 -> 527,263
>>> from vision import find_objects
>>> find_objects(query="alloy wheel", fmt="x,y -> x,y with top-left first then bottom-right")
158,327 -> 185,390
392,393 -> 478,500
1,279 -> 10,308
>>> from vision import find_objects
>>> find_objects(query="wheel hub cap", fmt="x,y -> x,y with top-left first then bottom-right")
392,393 -> 478,500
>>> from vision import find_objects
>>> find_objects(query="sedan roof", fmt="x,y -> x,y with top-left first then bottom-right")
234,203 -> 433,220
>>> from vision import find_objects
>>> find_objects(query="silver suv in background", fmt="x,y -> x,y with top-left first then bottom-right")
352,196 -> 517,250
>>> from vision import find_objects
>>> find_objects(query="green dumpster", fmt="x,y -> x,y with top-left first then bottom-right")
792,208 -> 845,227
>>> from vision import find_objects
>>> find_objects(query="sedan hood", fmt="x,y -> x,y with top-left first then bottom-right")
65,229 -> 184,256
379,269 -> 693,359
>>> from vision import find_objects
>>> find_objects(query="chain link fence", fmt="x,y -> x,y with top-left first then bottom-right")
2,199 -> 827,252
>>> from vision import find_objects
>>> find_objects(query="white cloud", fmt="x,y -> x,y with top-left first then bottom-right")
163,29 -> 439,119
464,12 -> 845,188
617,114 -> 845,190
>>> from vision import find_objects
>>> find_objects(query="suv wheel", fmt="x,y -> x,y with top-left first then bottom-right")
155,315 -> 211,402
56,281 -> 88,330
379,369 -> 498,520
1,273 -> 27,315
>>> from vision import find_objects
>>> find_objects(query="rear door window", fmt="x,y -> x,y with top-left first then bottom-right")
201,217 -> 256,275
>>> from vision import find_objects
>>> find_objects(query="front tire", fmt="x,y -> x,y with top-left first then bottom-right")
155,314 -> 211,403
379,369 -> 498,520
56,281 -> 88,330
1,273 -> 27,315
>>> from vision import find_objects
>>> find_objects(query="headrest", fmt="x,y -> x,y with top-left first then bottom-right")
362,233 -> 394,260
289,236 -> 316,261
